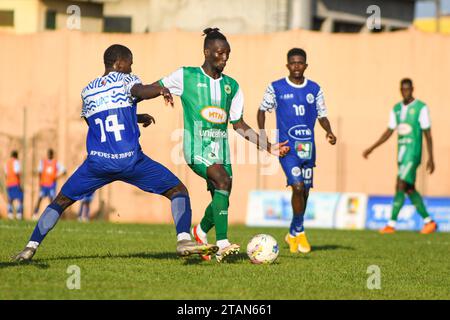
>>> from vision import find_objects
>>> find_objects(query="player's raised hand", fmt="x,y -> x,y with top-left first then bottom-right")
140,114 -> 155,128
160,88 -> 174,107
426,158 -> 435,174
269,140 -> 290,157
326,132 -> 337,145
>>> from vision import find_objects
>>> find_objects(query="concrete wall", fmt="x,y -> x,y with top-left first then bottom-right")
0,29 -> 449,224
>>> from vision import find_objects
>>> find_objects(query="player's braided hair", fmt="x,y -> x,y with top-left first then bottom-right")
287,48 -> 307,62
203,27 -> 228,49
103,44 -> 132,68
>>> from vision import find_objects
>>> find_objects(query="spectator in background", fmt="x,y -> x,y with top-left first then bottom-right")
32,148 -> 66,220
4,150 -> 24,220
78,191 -> 95,222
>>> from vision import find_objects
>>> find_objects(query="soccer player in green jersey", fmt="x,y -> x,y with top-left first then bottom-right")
153,28 -> 289,262
363,78 -> 437,234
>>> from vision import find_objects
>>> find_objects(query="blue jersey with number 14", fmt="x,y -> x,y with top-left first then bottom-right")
81,72 -> 142,172
260,77 -> 328,167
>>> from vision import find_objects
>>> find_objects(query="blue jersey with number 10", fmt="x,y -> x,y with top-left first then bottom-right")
260,77 -> 328,167
81,72 -> 142,172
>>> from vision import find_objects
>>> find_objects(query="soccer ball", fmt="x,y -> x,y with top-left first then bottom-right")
246,234 -> 279,264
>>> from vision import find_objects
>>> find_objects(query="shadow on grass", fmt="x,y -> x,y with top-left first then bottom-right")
0,260 -> 49,269
312,244 -> 355,251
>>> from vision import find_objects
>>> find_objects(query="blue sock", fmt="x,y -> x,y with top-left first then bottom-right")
289,214 -> 304,236
30,203 -> 64,244
171,194 -> 192,235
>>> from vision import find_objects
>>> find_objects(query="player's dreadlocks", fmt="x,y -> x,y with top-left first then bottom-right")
287,48 -> 307,62
103,44 -> 132,68
401,78 -> 413,86
203,28 -> 228,49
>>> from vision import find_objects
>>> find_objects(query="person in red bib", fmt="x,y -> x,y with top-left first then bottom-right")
4,150 -> 24,220
32,149 -> 66,220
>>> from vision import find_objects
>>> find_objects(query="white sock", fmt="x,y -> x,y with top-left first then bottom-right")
217,239 -> 231,249
177,232 -> 191,242
196,224 -> 207,239
27,241 -> 39,249
424,217 -> 432,224
387,220 -> 396,228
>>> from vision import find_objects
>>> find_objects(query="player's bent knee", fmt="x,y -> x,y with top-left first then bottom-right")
52,193 -> 75,211
215,176 -> 232,191
292,183 -> 306,195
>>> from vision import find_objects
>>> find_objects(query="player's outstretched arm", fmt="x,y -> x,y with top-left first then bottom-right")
130,83 -> 174,106
363,128 -> 394,159
233,118 -> 290,157
137,114 -> 156,128
423,129 -> 435,174
318,117 -> 337,145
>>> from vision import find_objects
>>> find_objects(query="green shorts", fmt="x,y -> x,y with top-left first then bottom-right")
398,160 -> 419,185
188,155 -> 232,191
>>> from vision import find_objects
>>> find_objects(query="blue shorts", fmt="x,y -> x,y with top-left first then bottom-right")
61,151 -> 180,201
7,186 -> 23,201
279,154 -> 314,189
40,184 -> 57,199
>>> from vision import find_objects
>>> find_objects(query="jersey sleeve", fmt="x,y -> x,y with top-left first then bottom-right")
159,67 -> 183,96
419,105 -> 431,129
124,74 -> 142,102
14,160 -> 20,174
259,84 -> 277,113
57,162 -> 66,175
229,87 -> 244,124
316,88 -> 328,118
388,109 -> 397,129
38,160 -> 43,173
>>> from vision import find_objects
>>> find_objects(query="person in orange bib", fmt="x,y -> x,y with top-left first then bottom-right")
4,150 -> 24,220
32,149 -> 66,220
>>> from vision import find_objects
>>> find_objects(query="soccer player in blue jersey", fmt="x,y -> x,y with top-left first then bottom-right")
13,44 -> 218,261
257,48 -> 337,254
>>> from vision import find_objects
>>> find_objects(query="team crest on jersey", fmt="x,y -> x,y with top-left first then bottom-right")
201,106 -> 227,124
306,93 -> 315,104
291,166 -> 301,177
409,109 -> 415,115
397,123 -> 412,135
224,85 -> 232,94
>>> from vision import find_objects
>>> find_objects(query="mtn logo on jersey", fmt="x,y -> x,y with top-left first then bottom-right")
201,106 -> 227,124
288,125 -> 312,141
398,123 -> 412,136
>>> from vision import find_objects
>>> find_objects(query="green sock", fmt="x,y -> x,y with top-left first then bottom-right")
408,191 -> 430,219
200,203 -> 215,233
391,191 -> 406,221
211,190 -> 230,241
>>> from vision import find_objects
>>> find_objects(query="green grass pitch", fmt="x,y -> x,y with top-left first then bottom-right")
0,220 -> 449,299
